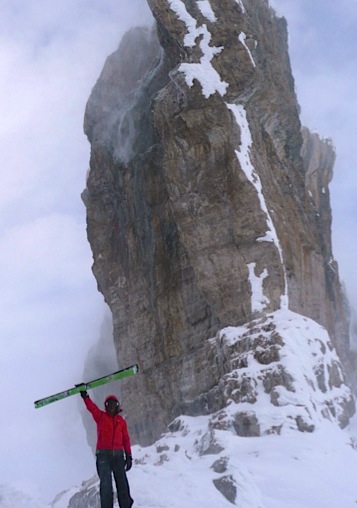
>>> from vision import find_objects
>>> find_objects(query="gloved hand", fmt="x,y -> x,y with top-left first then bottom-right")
80,389 -> 89,399
125,454 -> 133,471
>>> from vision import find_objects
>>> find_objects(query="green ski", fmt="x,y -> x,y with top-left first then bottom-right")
34,364 -> 139,409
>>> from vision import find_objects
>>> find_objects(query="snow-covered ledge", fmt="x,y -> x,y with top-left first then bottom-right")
209,309 -> 355,436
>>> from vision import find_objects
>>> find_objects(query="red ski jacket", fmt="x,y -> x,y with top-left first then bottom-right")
84,397 -> 132,455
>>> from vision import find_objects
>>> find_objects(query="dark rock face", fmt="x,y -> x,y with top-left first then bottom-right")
213,475 -> 237,504
83,0 -> 352,445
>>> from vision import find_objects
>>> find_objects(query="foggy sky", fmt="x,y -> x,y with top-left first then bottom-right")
270,0 -> 357,311
0,0 -> 356,503
0,0 -> 153,501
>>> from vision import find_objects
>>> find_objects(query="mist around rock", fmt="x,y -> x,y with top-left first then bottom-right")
9,0 -> 356,506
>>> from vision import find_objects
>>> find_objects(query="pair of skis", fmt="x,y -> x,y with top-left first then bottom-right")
34,364 -> 139,409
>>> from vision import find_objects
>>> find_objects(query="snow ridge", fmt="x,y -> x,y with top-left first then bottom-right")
53,413 -> 357,508
53,311 -> 356,508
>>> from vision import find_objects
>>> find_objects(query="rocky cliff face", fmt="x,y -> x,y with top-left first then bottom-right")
82,0 -> 353,445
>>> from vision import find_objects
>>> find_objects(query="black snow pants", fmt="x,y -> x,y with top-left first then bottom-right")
96,450 -> 134,508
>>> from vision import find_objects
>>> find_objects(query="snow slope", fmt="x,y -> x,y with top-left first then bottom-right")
49,310 -> 357,508
129,415 -> 357,508
50,414 -> 357,508
4,311 -> 354,508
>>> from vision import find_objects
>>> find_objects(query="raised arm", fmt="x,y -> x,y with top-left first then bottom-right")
80,390 -> 103,423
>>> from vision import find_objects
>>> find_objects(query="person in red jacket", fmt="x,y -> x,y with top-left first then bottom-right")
81,390 -> 134,508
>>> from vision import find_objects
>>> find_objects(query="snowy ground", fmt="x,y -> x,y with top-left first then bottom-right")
4,310 -> 357,507
123,311 -> 357,507
128,415 -> 357,508
3,403 -> 357,508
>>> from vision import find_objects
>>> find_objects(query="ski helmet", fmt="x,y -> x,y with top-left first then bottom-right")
104,394 -> 121,413
105,394 -> 119,404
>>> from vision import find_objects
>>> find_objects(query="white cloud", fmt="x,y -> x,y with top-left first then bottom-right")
0,0 -> 153,501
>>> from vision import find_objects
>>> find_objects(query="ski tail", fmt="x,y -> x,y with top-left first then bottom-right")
34,364 -> 139,409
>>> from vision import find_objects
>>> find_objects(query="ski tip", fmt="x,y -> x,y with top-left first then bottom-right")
133,364 -> 139,374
